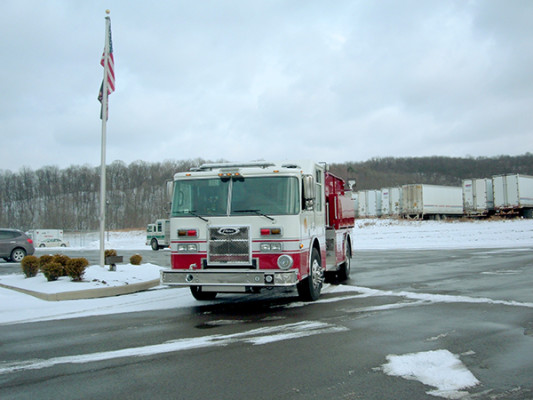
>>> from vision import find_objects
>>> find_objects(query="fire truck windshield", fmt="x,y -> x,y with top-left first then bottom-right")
171,176 -> 300,217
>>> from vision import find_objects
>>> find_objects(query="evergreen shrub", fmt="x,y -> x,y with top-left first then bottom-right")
53,254 -> 70,276
65,258 -> 89,281
105,249 -> 117,258
21,255 -> 39,278
39,254 -> 54,269
129,254 -> 142,265
41,262 -> 64,281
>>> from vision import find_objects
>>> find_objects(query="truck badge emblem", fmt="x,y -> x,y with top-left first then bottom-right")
218,227 -> 239,235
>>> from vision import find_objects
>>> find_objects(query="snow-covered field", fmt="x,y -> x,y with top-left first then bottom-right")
1,218 -> 531,398
61,218 -> 533,251
353,218 -> 533,249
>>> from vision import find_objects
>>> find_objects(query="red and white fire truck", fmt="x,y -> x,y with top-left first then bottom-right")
160,161 -> 355,301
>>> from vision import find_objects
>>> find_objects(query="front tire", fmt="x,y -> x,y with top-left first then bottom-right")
337,242 -> 351,282
151,239 -> 159,251
297,247 -> 323,301
190,286 -> 217,300
10,248 -> 26,263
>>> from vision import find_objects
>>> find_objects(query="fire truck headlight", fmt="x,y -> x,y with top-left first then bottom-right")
178,244 -> 197,252
260,243 -> 282,252
270,243 -> 282,251
277,255 -> 293,270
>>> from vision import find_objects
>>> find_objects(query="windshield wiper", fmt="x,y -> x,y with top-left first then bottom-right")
186,210 -> 209,222
233,209 -> 274,221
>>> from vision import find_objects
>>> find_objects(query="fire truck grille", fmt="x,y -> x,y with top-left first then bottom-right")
208,226 -> 251,266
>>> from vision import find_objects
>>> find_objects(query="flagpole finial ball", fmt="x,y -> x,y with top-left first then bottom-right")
105,9 -> 110,14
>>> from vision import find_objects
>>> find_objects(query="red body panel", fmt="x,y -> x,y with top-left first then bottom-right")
325,172 -> 355,229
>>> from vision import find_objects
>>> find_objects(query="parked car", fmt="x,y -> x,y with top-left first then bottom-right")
0,229 -> 35,262
38,238 -> 69,248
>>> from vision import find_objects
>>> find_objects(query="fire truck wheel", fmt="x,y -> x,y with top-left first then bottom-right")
297,247 -> 323,301
337,243 -> 351,281
151,239 -> 159,251
190,286 -> 217,300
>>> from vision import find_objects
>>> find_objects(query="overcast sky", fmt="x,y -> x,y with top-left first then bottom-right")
1,0 -> 532,172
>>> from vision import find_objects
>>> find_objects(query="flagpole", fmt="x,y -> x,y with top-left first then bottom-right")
99,12 -> 111,268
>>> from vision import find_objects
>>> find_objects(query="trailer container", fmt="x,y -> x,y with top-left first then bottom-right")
352,192 -> 360,218
365,190 -> 381,217
357,190 -> 367,217
380,187 -> 401,217
381,188 -> 391,216
401,184 -> 463,219
462,178 -> 494,216
493,174 -> 533,217
390,187 -> 402,216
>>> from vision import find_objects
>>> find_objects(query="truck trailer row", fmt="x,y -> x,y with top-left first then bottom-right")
354,173 -> 533,219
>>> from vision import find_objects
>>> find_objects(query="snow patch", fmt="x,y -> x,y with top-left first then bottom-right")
382,349 -> 479,399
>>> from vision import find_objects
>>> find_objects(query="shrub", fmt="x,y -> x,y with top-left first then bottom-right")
41,262 -> 64,282
129,254 -> 142,265
65,258 -> 89,281
39,254 -> 54,269
105,249 -> 117,258
21,255 -> 40,278
50,254 -> 70,276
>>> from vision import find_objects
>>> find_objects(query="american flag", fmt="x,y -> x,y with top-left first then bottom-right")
98,18 -> 115,119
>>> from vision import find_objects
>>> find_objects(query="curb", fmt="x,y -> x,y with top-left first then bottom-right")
0,279 -> 161,301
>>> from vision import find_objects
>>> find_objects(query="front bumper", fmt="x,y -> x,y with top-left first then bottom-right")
161,269 -> 299,287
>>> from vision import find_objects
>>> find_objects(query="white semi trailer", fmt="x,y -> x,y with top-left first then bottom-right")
493,174 -> 533,218
462,178 -> 494,217
401,184 -> 463,219
380,187 -> 401,217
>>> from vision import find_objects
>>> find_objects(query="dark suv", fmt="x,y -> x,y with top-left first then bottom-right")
0,229 -> 35,262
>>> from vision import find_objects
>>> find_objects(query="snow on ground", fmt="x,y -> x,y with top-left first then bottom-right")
1,264 -> 163,294
381,349 -> 480,399
63,230 -> 149,250
353,218 -> 533,250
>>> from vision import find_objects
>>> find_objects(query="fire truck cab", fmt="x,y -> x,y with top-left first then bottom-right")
160,161 -> 355,301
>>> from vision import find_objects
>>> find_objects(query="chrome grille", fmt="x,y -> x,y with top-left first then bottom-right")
208,226 -> 251,265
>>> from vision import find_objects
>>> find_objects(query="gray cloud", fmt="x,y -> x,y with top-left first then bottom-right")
1,0 -> 532,171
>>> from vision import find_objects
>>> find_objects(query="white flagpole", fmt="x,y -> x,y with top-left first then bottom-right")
99,13 -> 111,268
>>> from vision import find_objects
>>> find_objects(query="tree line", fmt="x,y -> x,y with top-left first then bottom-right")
1,154 -> 532,231
330,153 -> 533,190
0,159 -> 208,232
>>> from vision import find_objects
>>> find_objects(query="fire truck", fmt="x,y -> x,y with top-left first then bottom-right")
146,219 -> 170,250
160,161 -> 355,301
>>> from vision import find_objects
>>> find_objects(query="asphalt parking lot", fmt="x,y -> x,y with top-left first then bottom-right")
1,247 -> 532,399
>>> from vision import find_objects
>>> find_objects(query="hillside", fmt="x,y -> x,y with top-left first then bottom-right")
1,154 -> 532,230
329,154 -> 533,190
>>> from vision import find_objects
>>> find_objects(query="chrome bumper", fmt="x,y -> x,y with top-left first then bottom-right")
161,269 -> 299,287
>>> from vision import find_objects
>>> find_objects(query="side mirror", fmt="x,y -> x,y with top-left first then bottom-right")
303,175 -> 315,210
166,180 -> 174,202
